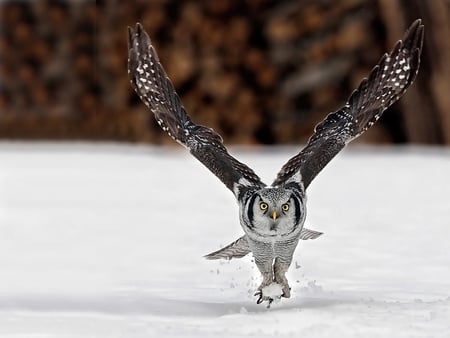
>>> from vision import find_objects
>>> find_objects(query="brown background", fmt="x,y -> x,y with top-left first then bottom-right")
1,0 -> 449,145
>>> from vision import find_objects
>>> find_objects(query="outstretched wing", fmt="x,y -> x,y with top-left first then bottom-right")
272,19 -> 424,189
128,23 -> 265,195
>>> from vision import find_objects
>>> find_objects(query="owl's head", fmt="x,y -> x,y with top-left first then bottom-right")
243,187 -> 306,237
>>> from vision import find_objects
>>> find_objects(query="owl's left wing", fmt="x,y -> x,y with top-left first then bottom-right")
128,24 -> 265,195
272,19 -> 424,189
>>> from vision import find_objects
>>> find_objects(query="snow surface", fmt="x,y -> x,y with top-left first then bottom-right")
0,142 -> 449,338
260,283 -> 284,303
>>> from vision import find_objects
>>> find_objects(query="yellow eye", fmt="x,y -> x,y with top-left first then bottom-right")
259,202 -> 268,210
282,204 -> 289,212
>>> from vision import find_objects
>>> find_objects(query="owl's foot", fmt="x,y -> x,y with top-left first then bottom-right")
254,283 -> 284,307
274,262 -> 291,298
278,282 -> 291,298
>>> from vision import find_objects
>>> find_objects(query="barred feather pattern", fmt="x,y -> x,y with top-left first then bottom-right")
204,227 -> 323,260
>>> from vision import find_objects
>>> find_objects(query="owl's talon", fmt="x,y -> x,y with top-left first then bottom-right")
255,292 -> 263,304
257,295 -> 277,308
255,293 -> 274,306
254,283 -> 283,306
256,295 -> 264,304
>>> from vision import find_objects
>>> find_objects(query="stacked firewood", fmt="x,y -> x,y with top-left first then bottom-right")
1,0 -> 449,145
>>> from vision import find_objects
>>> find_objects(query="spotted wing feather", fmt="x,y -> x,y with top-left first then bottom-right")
273,19 -> 424,189
128,24 -> 265,194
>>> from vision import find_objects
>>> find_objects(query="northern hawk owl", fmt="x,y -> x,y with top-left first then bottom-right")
127,19 -> 423,306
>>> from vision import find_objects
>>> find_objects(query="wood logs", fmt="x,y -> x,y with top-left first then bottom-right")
1,0 -> 449,145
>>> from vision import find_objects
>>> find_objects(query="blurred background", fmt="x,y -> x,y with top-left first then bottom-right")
0,0 -> 449,145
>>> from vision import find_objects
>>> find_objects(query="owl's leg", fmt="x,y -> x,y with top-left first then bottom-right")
253,258 -> 276,305
274,257 -> 291,298
255,258 -> 274,291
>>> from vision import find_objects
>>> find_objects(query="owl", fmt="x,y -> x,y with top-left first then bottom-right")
127,20 -> 423,306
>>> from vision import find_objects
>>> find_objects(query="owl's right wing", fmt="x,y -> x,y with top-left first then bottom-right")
128,24 -> 265,196
272,19 -> 423,189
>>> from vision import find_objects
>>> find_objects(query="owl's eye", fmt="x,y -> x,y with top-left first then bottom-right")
259,202 -> 268,211
282,204 -> 289,212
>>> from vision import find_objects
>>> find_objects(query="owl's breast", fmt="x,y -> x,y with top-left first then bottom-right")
246,232 -> 302,260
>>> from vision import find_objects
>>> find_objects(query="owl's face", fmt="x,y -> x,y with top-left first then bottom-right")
243,187 -> 306,238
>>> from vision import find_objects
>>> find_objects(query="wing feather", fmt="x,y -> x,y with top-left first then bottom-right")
128,24 -> 265,194
273,19 -> 424,189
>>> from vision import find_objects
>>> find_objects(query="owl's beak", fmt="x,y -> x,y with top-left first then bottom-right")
272,211 -> 278,221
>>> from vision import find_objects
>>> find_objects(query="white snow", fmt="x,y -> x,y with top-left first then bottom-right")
0,142 -> 449,338
260,283 -> 284,303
